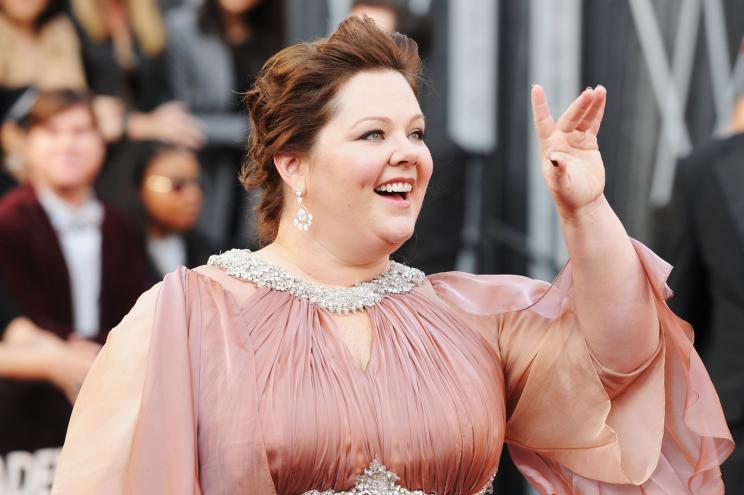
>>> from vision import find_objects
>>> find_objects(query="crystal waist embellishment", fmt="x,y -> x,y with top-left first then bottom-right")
302,461 -> 495,495
207,250 -> 426,315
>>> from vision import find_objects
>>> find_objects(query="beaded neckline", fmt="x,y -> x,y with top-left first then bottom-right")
207,249 -> 426,315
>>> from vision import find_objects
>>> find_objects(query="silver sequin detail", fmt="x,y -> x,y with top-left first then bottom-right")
302,461 -> 495,495
207,250 -> 425,315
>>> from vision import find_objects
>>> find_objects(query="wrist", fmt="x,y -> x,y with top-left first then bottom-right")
557,194 -> 609,228
125,112 -> 151,140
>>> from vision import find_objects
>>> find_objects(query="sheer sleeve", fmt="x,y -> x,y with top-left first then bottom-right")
429,239 -> 733,494
52,267 -> 277,494
51,268 -> 203,494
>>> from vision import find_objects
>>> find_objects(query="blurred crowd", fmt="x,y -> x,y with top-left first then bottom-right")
0,0 -> 469,492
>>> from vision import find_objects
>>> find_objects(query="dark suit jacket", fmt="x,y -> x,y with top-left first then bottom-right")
0,185 -> 147,454
658,132 -> 744,424
0,185 -> 147,344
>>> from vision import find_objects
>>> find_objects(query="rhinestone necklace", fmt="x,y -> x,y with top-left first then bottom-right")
207,249 -> 426,315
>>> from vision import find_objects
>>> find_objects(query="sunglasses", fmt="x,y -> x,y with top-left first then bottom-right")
145,175 -> 204,194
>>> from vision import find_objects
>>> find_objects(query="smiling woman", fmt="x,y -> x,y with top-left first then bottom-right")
52,15 -> 733,495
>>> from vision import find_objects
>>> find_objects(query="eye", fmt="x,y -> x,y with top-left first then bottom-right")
360,130 -> 385,141
409,128 -> 426,141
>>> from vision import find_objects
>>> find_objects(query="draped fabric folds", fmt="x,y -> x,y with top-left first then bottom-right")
53,241 -> 732,494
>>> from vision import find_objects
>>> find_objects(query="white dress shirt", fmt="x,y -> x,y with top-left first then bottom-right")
37,188 -> 103,338
147,234 -> 187,278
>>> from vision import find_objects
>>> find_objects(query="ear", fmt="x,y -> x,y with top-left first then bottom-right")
273,151 -> 307,191
0,122 -> 27,157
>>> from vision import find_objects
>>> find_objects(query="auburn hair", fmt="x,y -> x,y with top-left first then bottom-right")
240,15 -> 422,245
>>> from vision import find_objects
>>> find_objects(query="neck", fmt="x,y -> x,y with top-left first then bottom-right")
8,18 -> 36,35
258,218 -> 391,288
147,222 -> 173,240
219,9 -> 250,44
41,184 -> 93,208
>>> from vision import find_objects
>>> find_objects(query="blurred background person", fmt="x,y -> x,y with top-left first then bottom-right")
134,142 -> 214,286
0,90 -> 146,486
348,0 -> 467,274
66,0 -> 205,221
656,44 -> 744,491
0,0 -> 86,91
0,280 -> 99,495
165,0 -> 285,248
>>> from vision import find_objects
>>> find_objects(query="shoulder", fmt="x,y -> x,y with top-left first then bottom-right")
427,270 -> 552,317
0,186 -> 38,230
679,133 -> 744,174
173,260 -> 262,309
40,14 -> 78,39
101,201 -> 137,233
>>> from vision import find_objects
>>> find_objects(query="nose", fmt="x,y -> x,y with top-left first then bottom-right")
388,135 -> 419,167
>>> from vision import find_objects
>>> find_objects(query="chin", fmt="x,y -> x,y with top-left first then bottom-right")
379,226 -> 415,248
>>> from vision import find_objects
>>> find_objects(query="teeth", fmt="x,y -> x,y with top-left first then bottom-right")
375,182 -> 413,193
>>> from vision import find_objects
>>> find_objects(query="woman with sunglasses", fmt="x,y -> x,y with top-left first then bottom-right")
134,142 -> 215,286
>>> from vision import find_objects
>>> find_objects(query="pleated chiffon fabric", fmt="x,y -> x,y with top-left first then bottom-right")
52,241 -> 733,494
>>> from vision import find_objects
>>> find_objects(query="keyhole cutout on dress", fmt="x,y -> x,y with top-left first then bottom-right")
327,311 -> 375,373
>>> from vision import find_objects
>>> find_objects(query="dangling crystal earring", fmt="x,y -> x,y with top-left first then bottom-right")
293,187 -> 313,231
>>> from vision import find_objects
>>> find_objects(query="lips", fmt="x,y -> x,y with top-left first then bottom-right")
374,178 -> 415,204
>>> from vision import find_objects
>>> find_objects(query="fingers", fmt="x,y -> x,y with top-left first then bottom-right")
531,84 -> 556,141
576,85 -> 606,135
556,87 -> 595,133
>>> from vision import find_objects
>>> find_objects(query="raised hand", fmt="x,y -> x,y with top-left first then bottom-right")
530,85 -> 607,219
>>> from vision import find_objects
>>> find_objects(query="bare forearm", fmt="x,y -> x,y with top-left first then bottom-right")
0,318 -> 49,379
560,195 -> 659,373
0,345 -> 49,379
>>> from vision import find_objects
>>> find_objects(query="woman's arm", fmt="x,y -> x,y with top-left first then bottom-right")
531,85 -> 659,373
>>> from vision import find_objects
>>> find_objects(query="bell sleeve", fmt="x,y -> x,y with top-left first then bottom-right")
429,239 -> 733,494
53,267 -> 277,494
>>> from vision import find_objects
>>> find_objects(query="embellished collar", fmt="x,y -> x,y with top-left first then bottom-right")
207,249 -> 426,315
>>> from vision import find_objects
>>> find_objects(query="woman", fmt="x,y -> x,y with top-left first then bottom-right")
134,142 -> 214,285
53,17 -> 733,494
67,0 -> 203,146
0,0 -> 86,91
165,0 -> 284,247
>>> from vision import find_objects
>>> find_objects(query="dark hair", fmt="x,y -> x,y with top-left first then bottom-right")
351,0 -> 432,59
240,15 -> 422,245
19,89 -> 97,131
132,141 -> 195,189
197,0 -> 284,55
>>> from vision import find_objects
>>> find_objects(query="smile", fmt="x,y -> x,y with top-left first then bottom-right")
374,181 -> 413,207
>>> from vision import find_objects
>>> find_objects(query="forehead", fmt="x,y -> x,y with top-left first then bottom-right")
147,149 -> 200,174
331,70 -> 422,125
39,104 -> 95,128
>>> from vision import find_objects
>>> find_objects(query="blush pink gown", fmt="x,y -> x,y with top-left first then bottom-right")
52,240 -> 733,494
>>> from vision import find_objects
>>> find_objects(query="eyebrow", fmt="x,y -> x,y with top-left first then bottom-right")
351,114 -> 426,128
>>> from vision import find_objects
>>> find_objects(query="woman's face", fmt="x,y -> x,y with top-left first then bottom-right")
25,104 -> 105,194
218,0 -> 260,16
0,0 -> 47,26
299,70 -> 432,258
140,149 -> 203,233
